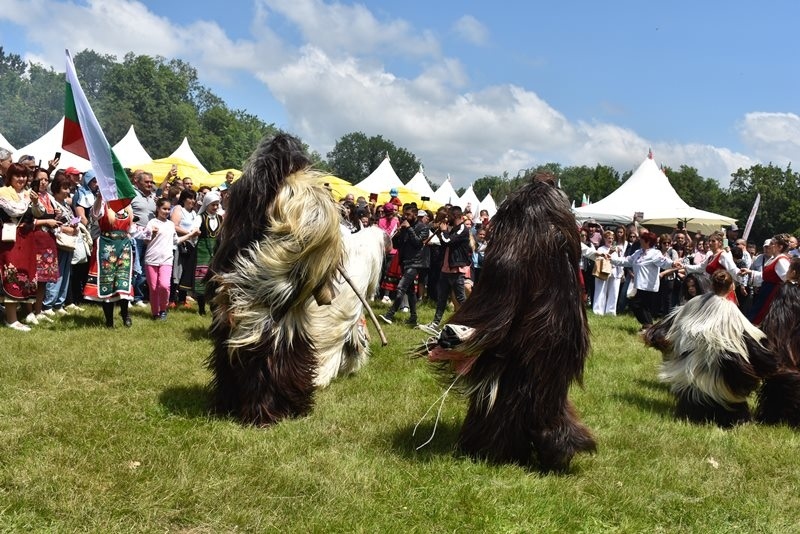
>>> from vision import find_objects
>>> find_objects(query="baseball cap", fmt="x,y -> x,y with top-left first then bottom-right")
65,167 -> 81,175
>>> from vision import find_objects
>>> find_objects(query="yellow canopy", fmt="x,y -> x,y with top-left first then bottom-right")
134,156 -> 211,186
311,175 -> 369,201
376,186 -> 442,212
204,168 -> 242,188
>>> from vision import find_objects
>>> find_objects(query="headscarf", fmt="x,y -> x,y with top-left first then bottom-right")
199,190 -> 221,215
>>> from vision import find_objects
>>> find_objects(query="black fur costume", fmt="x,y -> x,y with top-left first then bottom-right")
756,273 -> 800,426
205,134 -> 345,426
419,176 -> 596,472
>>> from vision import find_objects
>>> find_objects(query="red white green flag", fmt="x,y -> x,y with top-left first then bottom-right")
63,49 -> 135,212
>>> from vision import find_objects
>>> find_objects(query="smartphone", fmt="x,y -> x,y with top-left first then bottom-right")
54,151 -> 61,161
722,238 -> 729,248
30,178 -> 41,191
369,192 -> 378,202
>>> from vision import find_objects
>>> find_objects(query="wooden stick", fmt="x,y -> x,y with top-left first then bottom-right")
338,266 -> 388,346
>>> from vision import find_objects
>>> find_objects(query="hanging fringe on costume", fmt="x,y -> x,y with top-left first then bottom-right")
415,174 -> 596,472
645,292 -> 775,427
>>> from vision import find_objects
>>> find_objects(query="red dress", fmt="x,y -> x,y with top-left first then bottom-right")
750,254 -> 789,325
705,252 -> 738,304
83,208 -> 134,302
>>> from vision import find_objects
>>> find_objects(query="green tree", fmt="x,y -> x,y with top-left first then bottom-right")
727,164 -> 800,244
326,132 -> 421,183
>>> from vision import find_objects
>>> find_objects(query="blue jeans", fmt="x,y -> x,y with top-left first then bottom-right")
385,266 -> 419,321
132,238 -> 147,303
44,249 -> 73,310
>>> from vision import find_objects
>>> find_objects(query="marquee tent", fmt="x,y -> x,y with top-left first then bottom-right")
0,131 -> 15,152
376,186 -> 442,212
138,156 -> 211,185
14,117 -> 90,171
573,152 -> 736,234
480,192 -> 497,218
311,175 -> 368,201
405,166 -> 436,200
355,156 -> 403,194
432,176 -> 459,205
168,137 -> 209,174
113,125 -> 152,167
458,185 -> 481,214
204,168 -> 242,188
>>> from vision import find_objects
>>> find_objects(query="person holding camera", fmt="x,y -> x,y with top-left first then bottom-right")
379,206 -> 430,327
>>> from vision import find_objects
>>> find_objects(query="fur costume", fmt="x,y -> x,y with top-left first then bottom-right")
418,177 -> 596,472
756,273 -> 800,426
310,226 -> 387,387
644,292 -> 776,427
206,134 -> 347,426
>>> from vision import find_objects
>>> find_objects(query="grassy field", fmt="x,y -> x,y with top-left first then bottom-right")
1,301 -> 799,532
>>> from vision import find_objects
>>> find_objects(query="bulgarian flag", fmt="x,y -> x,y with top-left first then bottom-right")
62,49 -> 135,212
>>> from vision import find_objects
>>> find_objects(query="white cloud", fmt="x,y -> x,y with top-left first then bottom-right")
738,112 -> 800,166
0,0 -> 779,189
452,15 -> 488,46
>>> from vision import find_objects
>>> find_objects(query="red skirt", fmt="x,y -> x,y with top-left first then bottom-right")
0,225 -> 38,301
32,229 -> 59,283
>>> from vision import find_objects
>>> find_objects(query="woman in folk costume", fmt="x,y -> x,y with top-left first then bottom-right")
193,190 -> 222,316
682,230 -> 741,303
82,190 -> 135,328
643,270 -> 775,427
418,172 -> 596,472
0,163 -> 40,331
206,134 -> 346,427
741,233 -> 793,325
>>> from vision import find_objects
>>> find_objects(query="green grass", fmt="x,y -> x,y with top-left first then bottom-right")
2,302 -> 799,532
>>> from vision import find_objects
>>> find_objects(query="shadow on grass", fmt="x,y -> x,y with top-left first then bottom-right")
159,384 -> 213,418
388,420 -> 461,461
184,325 -> 211,341
612,391 -> 674,418
633,377 -> 670,393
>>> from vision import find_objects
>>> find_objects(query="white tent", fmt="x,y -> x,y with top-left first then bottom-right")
113,125 -> 152,167
573,153 -> 736,234
458,185 -> 481,214
168,137 -> 209,174
0,131 -> 15,152
14,117 -> 91,171
480,192 -> 497,218
405,166 -> 436,200
355,155 -> 403,194
432,175 -> 459,205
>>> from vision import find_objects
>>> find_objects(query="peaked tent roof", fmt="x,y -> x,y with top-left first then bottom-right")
355,155 -> 403,194
0,131 -> 15,152
573,153 -> 735,233
168,137 -> 209,174
405,166 -> 436,199
458,185 -> 481,214
15,117 -> 90,171
480,192 -> 497,218
432,176 -> 459,205
113,125 -> 152,167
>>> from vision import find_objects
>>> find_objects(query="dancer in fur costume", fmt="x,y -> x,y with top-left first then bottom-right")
206,134 -> 348,426
418,172 -> 596,472
644,270 -> 776,427
755,258 -> 800,426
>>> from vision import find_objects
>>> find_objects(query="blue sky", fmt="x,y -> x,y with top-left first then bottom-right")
1,0 -> 799,187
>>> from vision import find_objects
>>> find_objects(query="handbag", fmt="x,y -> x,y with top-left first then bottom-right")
56,231 -> 77,251
626,277 -> 637,298
71,223 -> 93,265
592,257 -> 613,281
2,221 -> 18,242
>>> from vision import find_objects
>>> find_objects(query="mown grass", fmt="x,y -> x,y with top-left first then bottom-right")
1,302 -> 799,532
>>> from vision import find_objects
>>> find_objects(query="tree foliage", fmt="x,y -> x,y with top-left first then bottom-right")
327,132 -> 421,183
728,164 -> 800,244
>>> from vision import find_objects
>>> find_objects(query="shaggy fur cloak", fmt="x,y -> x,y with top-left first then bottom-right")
756,276 -> 800,426
206,134 -> 346,426
419,176 -> 596,472
644,292 -> 776,427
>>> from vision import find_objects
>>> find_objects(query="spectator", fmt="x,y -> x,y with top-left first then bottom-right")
0,147 -> 12,179
193,191 -> 222,316
593,230 -> 624,316
130,171 -> 157,308
0,163 -> 38,331
42,173 -> 78,317
377,202 -> 399,302
420,205 -> 471,334
170,188 -> 199,308
24,169 -> 61,325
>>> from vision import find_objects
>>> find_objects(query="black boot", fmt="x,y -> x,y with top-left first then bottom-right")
102,302 -> 114,328
197,296 -> 206,316
120,300 -> 132,327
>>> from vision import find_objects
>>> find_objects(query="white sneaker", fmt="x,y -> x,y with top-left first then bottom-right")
55,308 -> 69,316
418,322 -> 440,336
24,313 -> 39,325
7,321 -> 31,332
36,313 -> 54,323
381,296 -> 391,304
400,306 -> 410,313
134,301 -> 148,308
66,304 -> 84,312
42,309 -> 56,317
